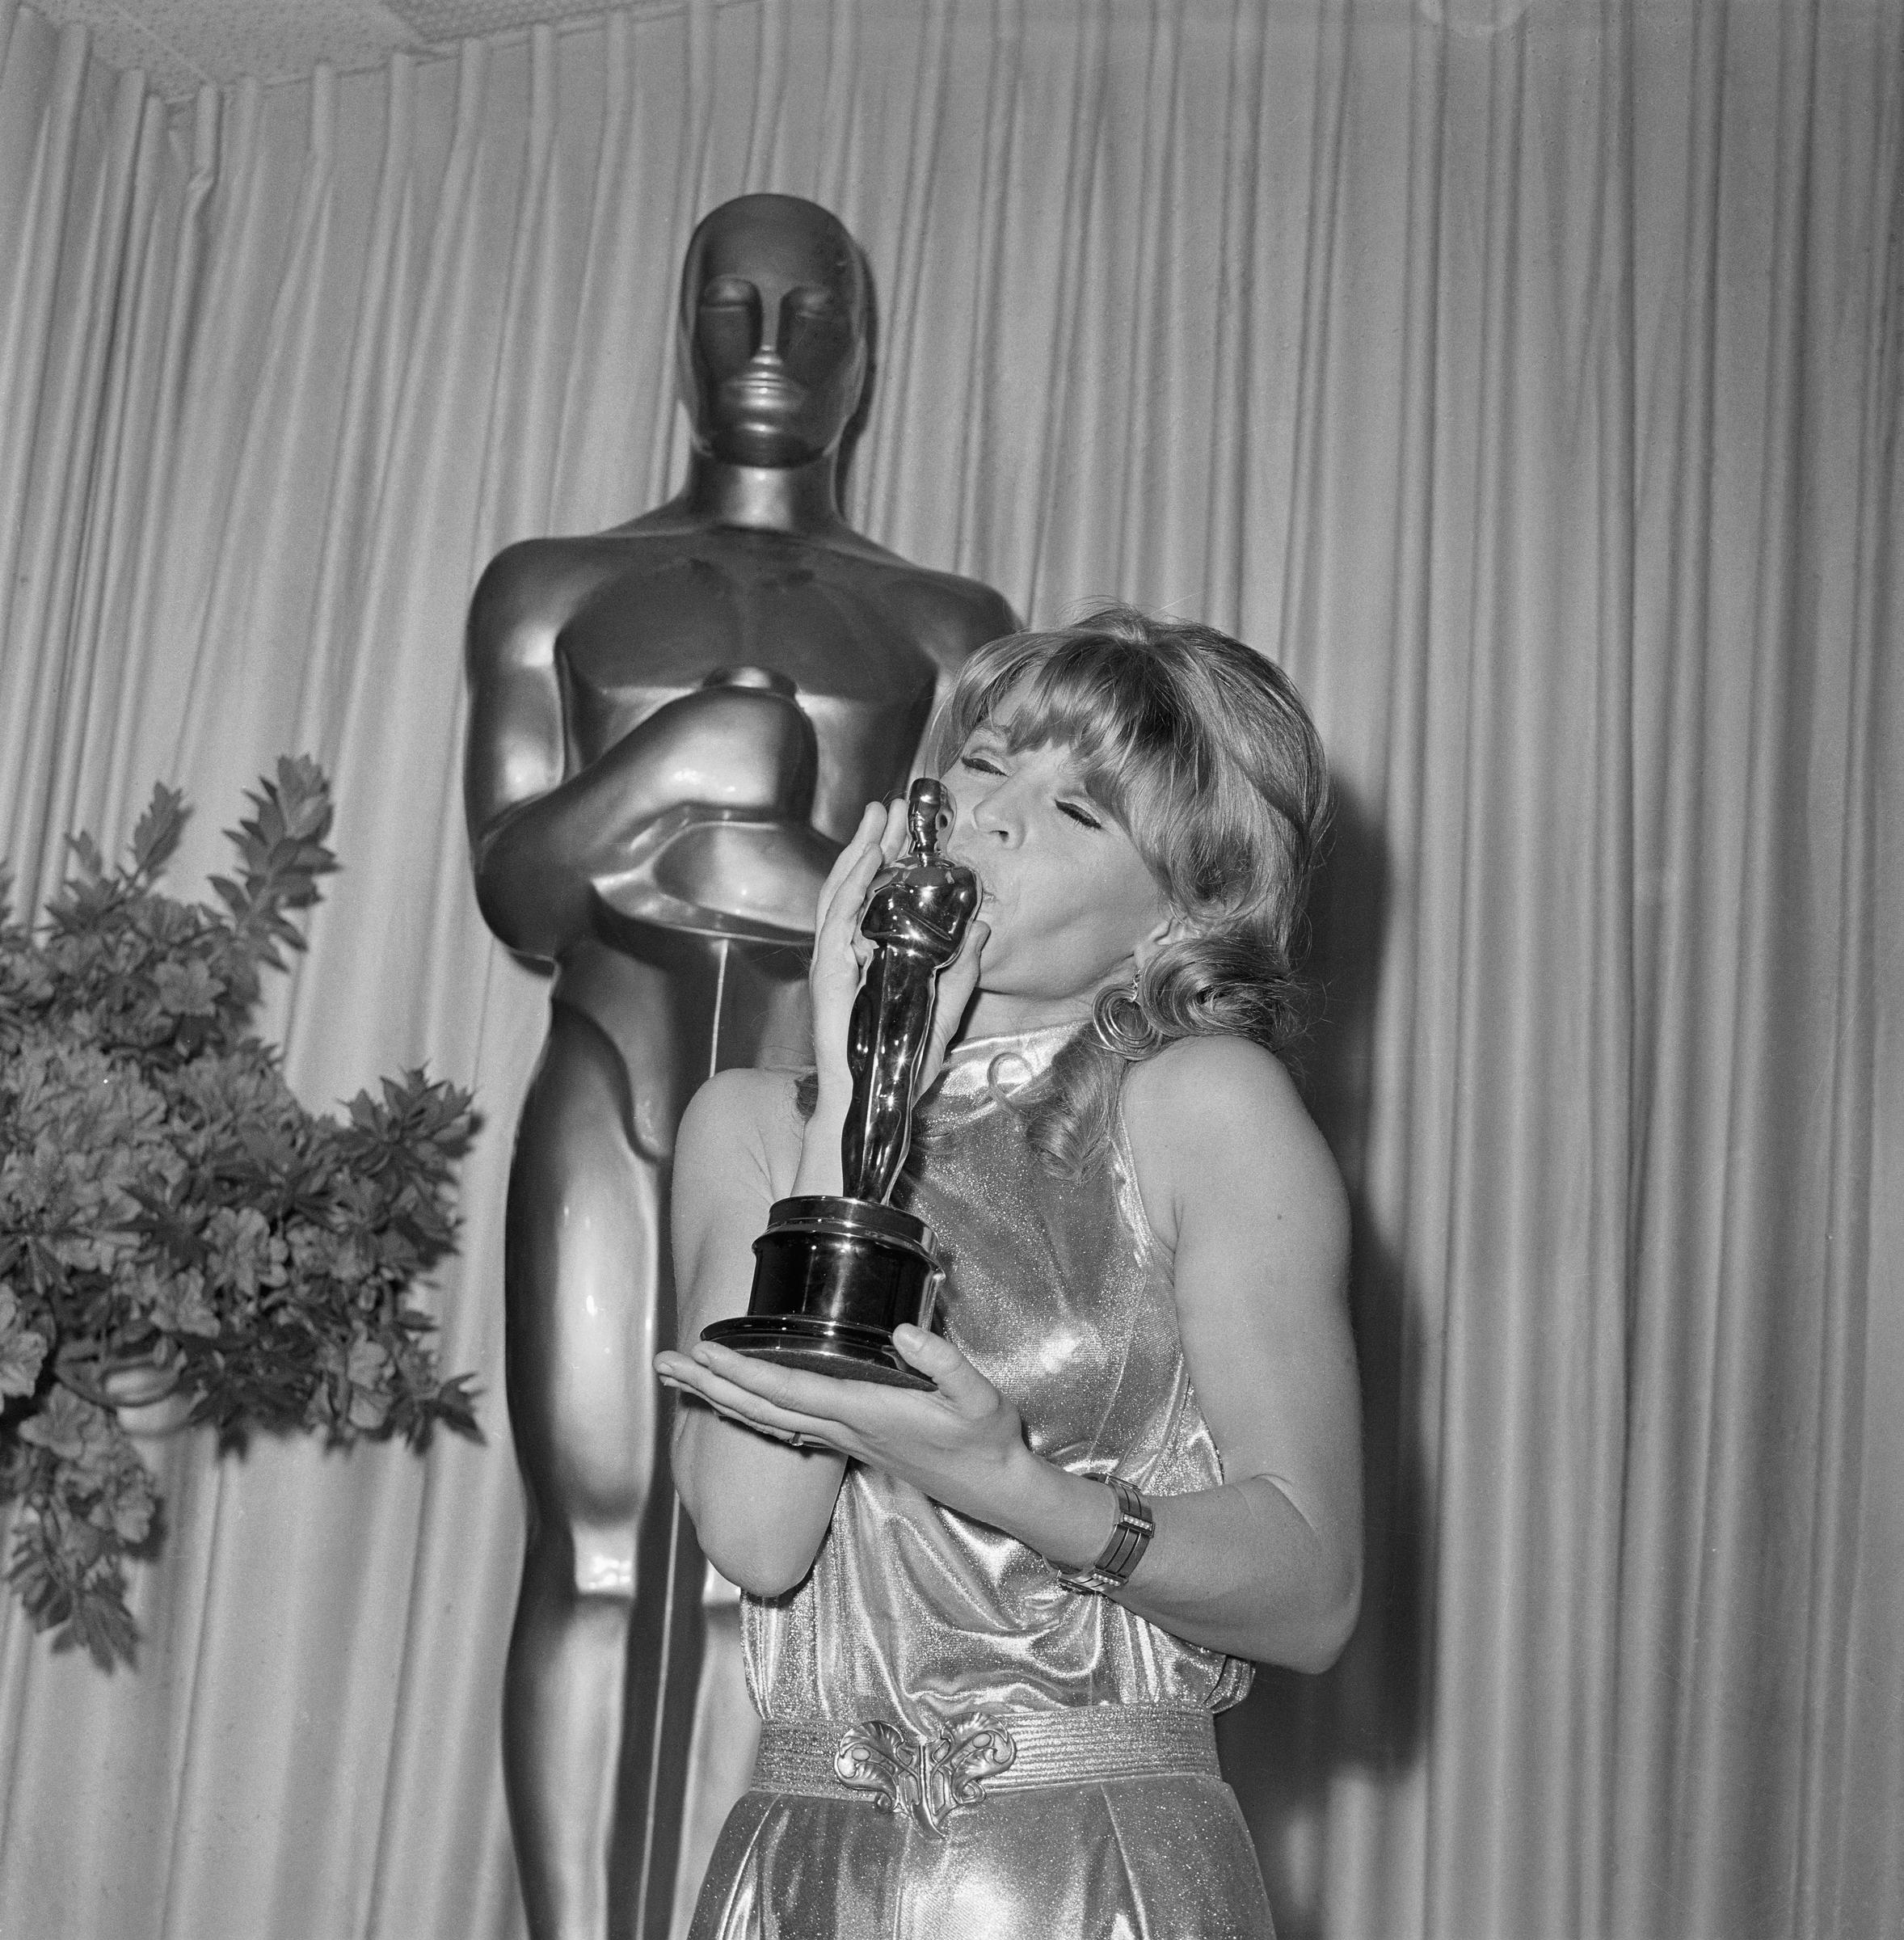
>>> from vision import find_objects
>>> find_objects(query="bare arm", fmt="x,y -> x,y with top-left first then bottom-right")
667,1068 -> 849,1594
1106,1036 -> 1362,1670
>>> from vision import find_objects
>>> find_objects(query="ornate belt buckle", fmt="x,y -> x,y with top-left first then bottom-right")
833,1712 -> 1017,1836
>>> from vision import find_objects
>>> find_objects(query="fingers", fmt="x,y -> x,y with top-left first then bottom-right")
916,919 -> 988,1094
813,801 -> 886,938
814,795 -> 920,951
891,1325 -> 998,1414
937,919 -> 988,1023
815,809 -> 900,957
689,1339 -> 899,1428
663,1332 -> 996,1436
656,1352 -> 844,1452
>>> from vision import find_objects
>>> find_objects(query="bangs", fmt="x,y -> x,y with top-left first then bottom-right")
929,633 -> 1208,843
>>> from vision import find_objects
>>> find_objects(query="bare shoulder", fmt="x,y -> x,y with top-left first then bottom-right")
1123,1035 -> 1334,1173
1122,1036 -> 1348,1259
676,1065 -> 810,1204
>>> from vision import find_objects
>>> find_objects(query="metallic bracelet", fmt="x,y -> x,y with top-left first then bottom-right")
1057,1475 -> 1155,1595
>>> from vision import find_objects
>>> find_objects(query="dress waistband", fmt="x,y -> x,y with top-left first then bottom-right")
752,1706 -> 1219,1836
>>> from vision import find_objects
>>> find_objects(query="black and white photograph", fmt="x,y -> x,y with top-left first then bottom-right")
0,2 -> 1897,1937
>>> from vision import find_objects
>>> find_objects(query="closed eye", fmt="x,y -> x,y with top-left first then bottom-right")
958,753 -> 1006,778
1056,799 -> 1102,830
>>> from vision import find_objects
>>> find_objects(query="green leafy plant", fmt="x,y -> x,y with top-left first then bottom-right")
0,760 -> 479,1668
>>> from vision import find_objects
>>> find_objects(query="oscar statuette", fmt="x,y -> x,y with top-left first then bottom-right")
701,777 -> 979,1388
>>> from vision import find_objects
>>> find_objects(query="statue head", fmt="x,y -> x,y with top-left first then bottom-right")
677,194 -> 872,469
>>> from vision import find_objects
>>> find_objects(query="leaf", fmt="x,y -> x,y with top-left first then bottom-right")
120,1188 -> 209,1269
426,1373 -> 482,1444
62,1591 -> 141,1672
5,1505 -> 139,1671
275,757 -> 333,840
128,785 -> 188,885
65,833 -> 106,882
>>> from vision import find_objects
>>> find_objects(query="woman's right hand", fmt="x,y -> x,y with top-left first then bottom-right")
807,799 -> 908,1099
912,908 -> 988,1100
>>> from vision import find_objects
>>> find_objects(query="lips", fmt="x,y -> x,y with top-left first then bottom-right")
722,369 -> 802,411
945,843 -> 988,899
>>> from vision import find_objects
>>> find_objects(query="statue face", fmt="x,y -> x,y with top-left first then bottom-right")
678,196 -> 869,468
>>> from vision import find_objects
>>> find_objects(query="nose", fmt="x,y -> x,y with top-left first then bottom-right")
753,284 -> 811,366
750,298 -> 786,365
942,791 -> 990,870
962,774 -> 1024,848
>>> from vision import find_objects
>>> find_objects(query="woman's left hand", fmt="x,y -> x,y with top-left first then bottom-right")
654,1328 -> 1030,1523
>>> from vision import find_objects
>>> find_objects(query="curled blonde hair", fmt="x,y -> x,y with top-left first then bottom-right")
928,605 -> 1330,1175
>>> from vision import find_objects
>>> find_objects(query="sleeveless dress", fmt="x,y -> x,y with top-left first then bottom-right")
687,1027 -> 1274,1940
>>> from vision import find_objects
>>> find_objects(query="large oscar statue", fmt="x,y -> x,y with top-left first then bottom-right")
463,195 -> 1016,1940
706,777 -> 979,1386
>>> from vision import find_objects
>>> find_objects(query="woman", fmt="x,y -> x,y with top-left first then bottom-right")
658,608 -> 1361,1939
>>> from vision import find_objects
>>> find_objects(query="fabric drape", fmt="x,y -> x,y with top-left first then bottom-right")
0,1 -> 1897,1936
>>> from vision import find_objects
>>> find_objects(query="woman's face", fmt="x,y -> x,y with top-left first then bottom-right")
942,721 -> 1175,1029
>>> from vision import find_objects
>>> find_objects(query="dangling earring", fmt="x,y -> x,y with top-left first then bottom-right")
1096,961 -> 1150,1058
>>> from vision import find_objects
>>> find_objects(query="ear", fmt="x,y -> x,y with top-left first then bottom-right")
1132,906 -> 1196,972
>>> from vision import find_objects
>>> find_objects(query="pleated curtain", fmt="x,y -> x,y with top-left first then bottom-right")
0,0 -> 1898,1936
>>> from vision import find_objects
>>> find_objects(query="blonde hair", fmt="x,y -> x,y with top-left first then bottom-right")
927,605 -> 1329,1175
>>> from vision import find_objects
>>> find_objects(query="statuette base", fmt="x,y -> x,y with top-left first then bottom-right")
699,1314 -> 933,1389
703,1194 -> 943,1390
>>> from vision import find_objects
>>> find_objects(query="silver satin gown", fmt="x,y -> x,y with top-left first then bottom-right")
688,1027 -> 1274,1940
